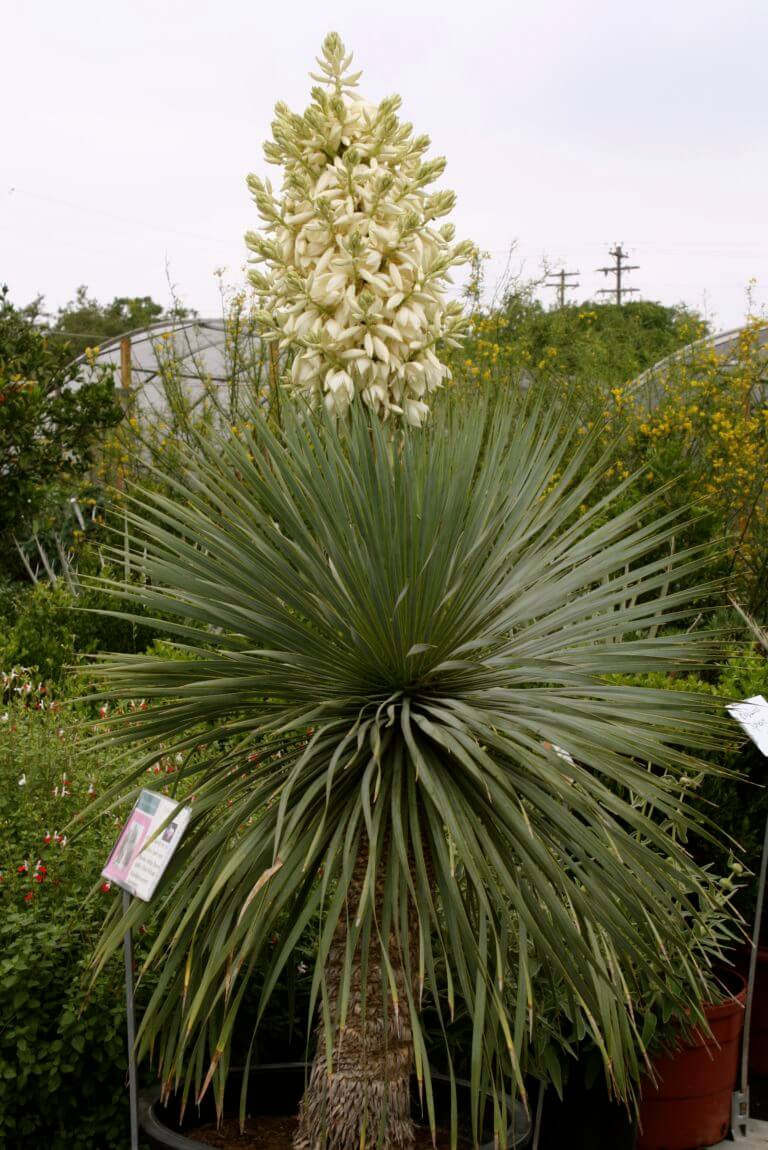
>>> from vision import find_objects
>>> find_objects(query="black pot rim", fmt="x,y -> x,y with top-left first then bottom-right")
139,1062 -> 532,1150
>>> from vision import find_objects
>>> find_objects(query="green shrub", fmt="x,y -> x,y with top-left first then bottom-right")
1,580 -> 158,684
606,648 -> 768,922
0,684 -> 151,1148
0,675 -> 339,1146
2,585 -> 78,683
0,901 -> 129,1150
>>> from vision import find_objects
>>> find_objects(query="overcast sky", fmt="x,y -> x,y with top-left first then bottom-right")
2,0 -> 766,331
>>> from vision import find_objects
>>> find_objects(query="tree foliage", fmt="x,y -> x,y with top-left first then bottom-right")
0,286 -> 123,574
456,291 -> 707,397
53,284 -> 192,357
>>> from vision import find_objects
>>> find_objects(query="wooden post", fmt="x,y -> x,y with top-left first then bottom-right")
116,336 -> 133,493
268,341 -> 281,429
120,336 -> 132,392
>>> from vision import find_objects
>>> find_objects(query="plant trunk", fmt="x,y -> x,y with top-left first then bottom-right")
294,847 -> 415,1150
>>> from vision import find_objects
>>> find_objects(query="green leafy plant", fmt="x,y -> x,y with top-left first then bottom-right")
0,901 -> 130,1150
83,395 -> 737,1149
0,680 -> 146,1149
0,285 -> 123,579
52,284 -> 192,358
1,580 -> 158,684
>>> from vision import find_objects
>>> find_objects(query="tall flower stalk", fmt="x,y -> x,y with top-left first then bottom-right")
245,33 -> 472,425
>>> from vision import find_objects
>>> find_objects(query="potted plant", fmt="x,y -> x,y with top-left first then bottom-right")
637,970 -> 746,1150
504,771 -> 745,1150
631,838 -> 745,1150
85,34 -> 738,1150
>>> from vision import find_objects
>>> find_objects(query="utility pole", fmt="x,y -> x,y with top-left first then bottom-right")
545,268 -> 580,308
596,243 -> 639,305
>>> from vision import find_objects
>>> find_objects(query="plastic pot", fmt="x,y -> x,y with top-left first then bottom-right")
637,973 -> 746,1150
139,1062 -> 533,1149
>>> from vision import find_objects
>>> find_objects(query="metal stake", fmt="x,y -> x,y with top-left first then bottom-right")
531,1083 -> 545,1150
123,889 -> 140,1150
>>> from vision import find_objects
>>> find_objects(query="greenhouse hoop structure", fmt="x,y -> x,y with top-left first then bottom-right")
72,315 -> 273,421
629,320 -> 768,408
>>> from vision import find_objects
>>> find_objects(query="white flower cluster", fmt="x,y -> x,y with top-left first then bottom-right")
245,33 -> 473,425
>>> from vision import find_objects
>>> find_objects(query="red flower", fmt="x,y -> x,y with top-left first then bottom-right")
101,881 -> 111,893
33,872 -> 45,884
24,892 -> 33,903
17,863 -> 28,874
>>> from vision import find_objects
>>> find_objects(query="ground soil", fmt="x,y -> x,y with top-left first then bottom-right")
191,1115 -> 466,1150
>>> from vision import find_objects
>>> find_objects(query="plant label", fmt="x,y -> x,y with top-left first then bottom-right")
102,788 -> 190,902
727,695 -> 768,757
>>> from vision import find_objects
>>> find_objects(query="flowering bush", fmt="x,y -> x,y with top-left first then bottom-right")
454,292 -> 704,397
452,284 -> 768,620
0,680 -> 149,1148
245,33 -> 472,424
624,317 -> 768,616
0,669 -> 328,1145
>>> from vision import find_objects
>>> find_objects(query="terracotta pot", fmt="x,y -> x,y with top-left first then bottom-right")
637,974 -> 746,1150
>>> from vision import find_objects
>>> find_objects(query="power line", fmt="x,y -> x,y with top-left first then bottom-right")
544,268 -> 580,307
596,243 -> 640,305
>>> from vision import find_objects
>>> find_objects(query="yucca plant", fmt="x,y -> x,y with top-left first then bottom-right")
85,397 -> 735,1150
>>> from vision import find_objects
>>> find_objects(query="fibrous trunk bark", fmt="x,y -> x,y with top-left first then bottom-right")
294,847 -> 415,1150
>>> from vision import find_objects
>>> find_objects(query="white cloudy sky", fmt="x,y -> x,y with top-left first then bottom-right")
2,0 -> 766,331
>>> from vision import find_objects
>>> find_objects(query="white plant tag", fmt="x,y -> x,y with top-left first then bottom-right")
102,788 -> 191,902
727,695 -> 768,757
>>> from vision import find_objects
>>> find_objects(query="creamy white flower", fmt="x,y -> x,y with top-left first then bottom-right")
246,32 -> 473,425
403,399 -> 430,427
